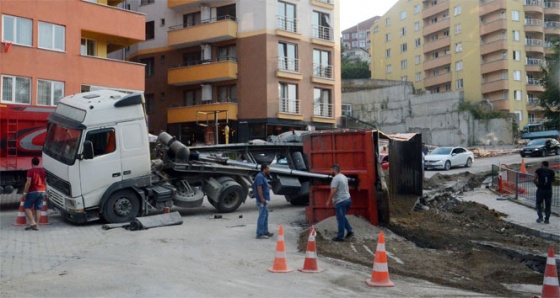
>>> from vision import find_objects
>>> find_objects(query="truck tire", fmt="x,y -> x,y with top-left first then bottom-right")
215,177 -> 244,213
285,194 -> 309,206
102,189 -> 140,223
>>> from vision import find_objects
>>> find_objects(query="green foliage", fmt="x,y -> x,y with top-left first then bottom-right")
539,38 -> 560,129
458,102 -> 504,120
341,56 -> 371,79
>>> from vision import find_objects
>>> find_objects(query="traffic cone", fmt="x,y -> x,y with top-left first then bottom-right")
12,195 -> 27,226
39,195 -> 51,225
541,246 -> 560,298
520,158 -> 527,174
298,226 -> 324,273
268,225 -> 293,273
366,231 -> 395,287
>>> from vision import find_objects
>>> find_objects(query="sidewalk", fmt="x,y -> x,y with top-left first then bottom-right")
459,188 -> 560,242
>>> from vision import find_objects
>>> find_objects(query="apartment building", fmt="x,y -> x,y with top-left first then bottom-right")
371,0 -> 560,126
342,16 -> 379,50
129,0 -> 340,145
0,0 -> 145,106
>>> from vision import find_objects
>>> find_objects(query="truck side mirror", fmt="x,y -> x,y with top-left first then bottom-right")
82,141 -> 94,160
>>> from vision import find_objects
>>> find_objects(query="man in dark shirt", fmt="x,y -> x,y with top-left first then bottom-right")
533,161 -> 555,224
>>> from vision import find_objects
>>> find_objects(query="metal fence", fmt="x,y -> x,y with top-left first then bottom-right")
491,164 -> 560,207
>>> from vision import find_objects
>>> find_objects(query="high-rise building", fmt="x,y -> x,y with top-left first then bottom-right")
0,0 -> 145,106
370,0 -> 559,126
342,16 -> 379,50
128,0 -> 341,144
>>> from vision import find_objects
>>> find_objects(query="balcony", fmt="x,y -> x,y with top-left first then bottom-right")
168,16 -> 237,48
423,55 -> 451,71
80,56 -> 145,91
544,21 -> 560,34
527,78 -> 545,91
312,64 -> 334,85
311,26 -> 334,46
479,0 -> 508,16
276,16 -> 300,40
311,0 -> 334,10
79,1 -> 145,45
544,1 -> 560,14
525,18 -> 544,33
422,0 -> 450,18
525,39 -> 545,53
277,57 -> 302,80
481,58 -> 509,74
168,59 -> 237,86
313,103 -> 334,119
480,38 -> 508,55
423,36 -> 451,53
167,0 -> 221,9
490,99 -> 510,111
423,72 -> 452,87
524,0 -> 544,13
277,98 -> 303,120
168,102 -> 238,124
423,18 -> 451,36
481,79 -> 509,93
480,18 -> 507,35
526,58 -> 545,72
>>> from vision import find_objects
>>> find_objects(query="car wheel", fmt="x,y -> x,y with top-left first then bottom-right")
444,161 -> 451,171
520,152 -> 525,158
465,158 -> 472,168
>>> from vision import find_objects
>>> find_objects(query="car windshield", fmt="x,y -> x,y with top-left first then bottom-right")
43,123 -> 82,166
528,139 -> 546,146
431,147 -> 452,155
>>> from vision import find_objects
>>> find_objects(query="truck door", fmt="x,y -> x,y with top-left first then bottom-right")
117,122 -> 151,181
79,128 -> 122,200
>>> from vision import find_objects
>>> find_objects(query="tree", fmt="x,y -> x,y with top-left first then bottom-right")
539,38 -> 560,129
341,55 -> 371,79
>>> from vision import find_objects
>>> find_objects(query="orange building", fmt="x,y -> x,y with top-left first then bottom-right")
0,0 -> 145,106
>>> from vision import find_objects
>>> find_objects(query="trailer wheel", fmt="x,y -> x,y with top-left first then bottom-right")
216,177 -> 244,213
102,189 -> 140,223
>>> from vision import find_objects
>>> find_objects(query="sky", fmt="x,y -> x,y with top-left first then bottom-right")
340,0 -> 398,31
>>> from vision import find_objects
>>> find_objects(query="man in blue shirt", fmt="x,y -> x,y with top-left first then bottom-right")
254,163 -> 273,239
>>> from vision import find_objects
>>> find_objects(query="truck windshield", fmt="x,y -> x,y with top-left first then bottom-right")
43,123 -> 82,165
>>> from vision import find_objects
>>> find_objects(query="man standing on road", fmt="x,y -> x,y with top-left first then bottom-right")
23,157 -> 47,231
327,164 -> 353,242
254,163 -> 273,239
534,161 -> 555,224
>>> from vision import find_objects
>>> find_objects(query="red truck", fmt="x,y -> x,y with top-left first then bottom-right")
0,104 -> 55,196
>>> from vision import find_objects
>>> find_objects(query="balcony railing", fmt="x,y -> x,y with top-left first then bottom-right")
312,64 -> 333,79
525,19 -> 544,26
312,25 -> 334,41
278,57 -> 300,73
277,15 -> 298,33
525,39 -> 544,46
526,58 -> 544,65
314,0 -> 333,4
545,21 -> 560,28
524,0 -> 542,6
545,2 -> 560,8
177,56 -> 237,67
169,15 -> 236,30
313,103 -> 333,117
527,78 -> 542,85
279,98 -> 300,114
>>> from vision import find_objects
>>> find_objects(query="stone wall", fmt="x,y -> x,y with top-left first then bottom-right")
342,80 -> 514,147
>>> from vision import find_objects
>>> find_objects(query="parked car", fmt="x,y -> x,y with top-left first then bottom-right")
520,138 -> 560,157
424,147 -> 474,171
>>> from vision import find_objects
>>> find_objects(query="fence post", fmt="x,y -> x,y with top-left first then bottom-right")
515,171 -> 519,200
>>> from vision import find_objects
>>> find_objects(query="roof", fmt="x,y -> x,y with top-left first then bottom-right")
342,16 -> 380,34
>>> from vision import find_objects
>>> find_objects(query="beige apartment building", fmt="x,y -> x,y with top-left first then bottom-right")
371,0 -> 560,127
128,0 -> 341,144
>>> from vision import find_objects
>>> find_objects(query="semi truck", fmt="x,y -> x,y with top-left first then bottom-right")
42,90 -> 336,224
0,104 -> 55,197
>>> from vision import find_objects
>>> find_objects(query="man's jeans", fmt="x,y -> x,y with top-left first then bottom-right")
256,202 -> 269,236
335,199 -> 352,239
536,189 -> 552,220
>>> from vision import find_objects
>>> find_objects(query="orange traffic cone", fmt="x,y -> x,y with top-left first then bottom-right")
520,158 -> 527,174
268,225 -> 293,273
39,195 -> 51,225
298,226 -> 324,273
12,195 -> 27,226
541,246 -> 560,298
366,231 -> 394,287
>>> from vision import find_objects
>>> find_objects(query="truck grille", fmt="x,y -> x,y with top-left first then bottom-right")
48,189 -> 64,207
46,171 -> 71,197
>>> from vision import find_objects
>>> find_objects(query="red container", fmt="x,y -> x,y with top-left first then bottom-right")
303,130 -> 378,226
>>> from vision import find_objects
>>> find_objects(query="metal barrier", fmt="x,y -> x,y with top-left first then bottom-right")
491,164 -> 560,207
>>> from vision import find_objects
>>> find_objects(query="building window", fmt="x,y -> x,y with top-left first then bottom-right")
415,72 -> 422,82
455,42 -> 462,52
313,49 -> 332,78
514,90 -> 522,101
183,12 -> 201,27
455,23 -> 462,35
279,83 -> 298,114
455,60 -> 463,71
514,111 -> 522,122
401,27 -> 406,36
217,45 -> 237,61
456,79 -> 463,89
453,5 -> 462,16
385,33 -> 391,42
359,40 -> 366,48
313,88 -> 332,117
415,55 -> 421,64
37,80 -> 64,106
145,21 -> 155,40
140,57 -> 155,77
414,22 -> 420,31
513,70 -> 522,81
1,75 -> 31,104
386,65 -> 392,73
145,94 -> 154,113
278,1 -> 297,32
218,85 -> 237,103
432,51 -> 439,59
512,10 -> 520,21
386,49 -> 391,57
352,41 -> 358,47
312,11 -> 332,41
414,4 -> 421,14
415,38 -> 421,47
343,33 -> 349,40
400,11 -> 407,20
2,15 -> 32,46
278,42 -> 298,72
401,76 -> 408,81
38,22 -> 65,51
140,0 -> 155,5
80,38 -> 96,56
385,17 -> 391,26
513,31 -> 520,41
374,26 -> 378,33
401,59 -> 407,69
400,43 -> 407,52
513,50 -> 520,61
443,30 -> 449,37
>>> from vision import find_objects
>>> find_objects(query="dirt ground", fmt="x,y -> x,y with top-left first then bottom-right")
299,172 -> 558,297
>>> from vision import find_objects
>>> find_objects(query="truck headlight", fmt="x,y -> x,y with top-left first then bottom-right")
65,198 -> 76,208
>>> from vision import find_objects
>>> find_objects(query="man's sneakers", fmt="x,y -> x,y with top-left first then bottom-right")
537,218 -> 543,223
331,237 -> 344,242
256,235 -> 269,239
265,231 -> 274,237
544,219 -> 550,224
345,232 -> 354,239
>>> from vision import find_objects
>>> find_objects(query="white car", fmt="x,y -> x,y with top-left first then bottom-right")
424,147 -> 474,171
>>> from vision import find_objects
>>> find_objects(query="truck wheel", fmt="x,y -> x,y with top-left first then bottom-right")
216,177 -> 244,213
520,152 -> 526,157
285,194 -> 309,206
102,190 -> 140,223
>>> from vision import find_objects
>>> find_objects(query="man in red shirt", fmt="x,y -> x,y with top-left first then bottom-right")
23,157 -> 47,231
